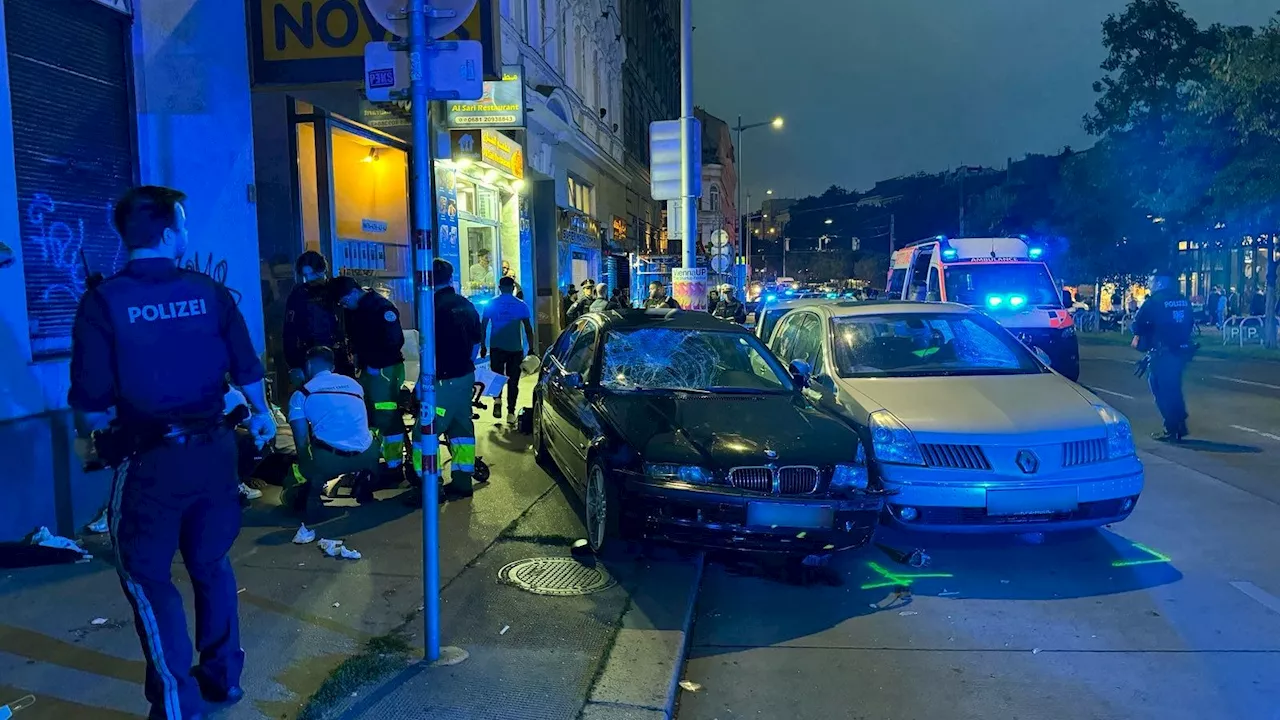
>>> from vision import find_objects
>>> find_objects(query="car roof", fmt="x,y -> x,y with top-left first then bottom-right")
761,297 -> 832,310
583,308 -> 752,333
811,300 -> 976,317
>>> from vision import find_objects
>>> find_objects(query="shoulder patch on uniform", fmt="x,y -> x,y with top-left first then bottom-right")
384,310 -> 397,322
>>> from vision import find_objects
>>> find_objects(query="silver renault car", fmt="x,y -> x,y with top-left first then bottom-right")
766,300 -> 1144,533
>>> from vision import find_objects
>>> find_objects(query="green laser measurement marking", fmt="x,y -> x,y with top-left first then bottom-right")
1111,542 -> 1172,568
860,561 -> 953,590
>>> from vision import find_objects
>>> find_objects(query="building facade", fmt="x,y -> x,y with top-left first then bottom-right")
620,0 -> 678,258
0,0 -> 262,540
695,108 -> 738,289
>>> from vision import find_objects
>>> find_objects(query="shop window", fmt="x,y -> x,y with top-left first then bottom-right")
568,175 -> 593,215
457,176 -> 508,298
296,122 -> 321,253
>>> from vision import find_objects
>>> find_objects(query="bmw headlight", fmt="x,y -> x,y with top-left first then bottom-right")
645,463 -> 713,484
1093,403 -> 1135,459
831,444 -> 869,490
868,410 -> 925,466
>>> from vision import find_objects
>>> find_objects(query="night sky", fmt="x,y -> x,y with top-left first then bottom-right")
692,0 -> 1278,204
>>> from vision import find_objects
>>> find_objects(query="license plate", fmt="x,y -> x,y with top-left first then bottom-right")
747,503 -> 834,529
986,487 -> 1078,516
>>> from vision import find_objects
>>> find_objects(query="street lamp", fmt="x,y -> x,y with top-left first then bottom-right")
733,114 -> 785,285
824,218 -> 833,225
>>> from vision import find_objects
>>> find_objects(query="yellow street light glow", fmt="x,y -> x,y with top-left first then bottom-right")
771,117 -> 784,129
766,189 -> 774,195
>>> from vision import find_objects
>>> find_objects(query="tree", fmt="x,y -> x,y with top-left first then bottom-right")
853,253 -> 889,285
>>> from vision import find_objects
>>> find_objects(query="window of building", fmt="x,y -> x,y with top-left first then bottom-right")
709,185 -> 721,213
568,175 -> 593,215
527,0 -> 541,45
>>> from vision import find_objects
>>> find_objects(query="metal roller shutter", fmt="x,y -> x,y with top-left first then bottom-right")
5,0 -> 135,356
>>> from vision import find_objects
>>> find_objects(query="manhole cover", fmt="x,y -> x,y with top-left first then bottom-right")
497,557 -> 617,596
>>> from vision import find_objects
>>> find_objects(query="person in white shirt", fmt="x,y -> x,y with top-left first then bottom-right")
283,346 -> 380,542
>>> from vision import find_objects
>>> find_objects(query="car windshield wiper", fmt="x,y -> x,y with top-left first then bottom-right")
705,386 -> 786,394
626,385 -> 711,394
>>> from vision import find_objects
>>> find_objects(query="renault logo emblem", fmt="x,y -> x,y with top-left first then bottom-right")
1016,450 -> 1040,474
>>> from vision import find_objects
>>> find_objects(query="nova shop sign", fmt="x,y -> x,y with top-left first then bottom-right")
248,0 -> 500,85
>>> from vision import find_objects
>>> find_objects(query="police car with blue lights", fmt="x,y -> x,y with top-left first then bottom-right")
886,236 -> 1080,381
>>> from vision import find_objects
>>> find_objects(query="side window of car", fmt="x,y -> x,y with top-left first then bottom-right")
927,267 -> 941,302
551,319 -> 586,361
791,314 -> 821,368
769,314 -> 800,362
562,323 -> 598,377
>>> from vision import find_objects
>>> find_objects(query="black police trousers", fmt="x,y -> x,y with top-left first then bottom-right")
108,428 -> 243,719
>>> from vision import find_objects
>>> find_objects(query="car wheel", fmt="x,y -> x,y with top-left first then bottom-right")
585,459 -> 623,554
532,401 -> 552,466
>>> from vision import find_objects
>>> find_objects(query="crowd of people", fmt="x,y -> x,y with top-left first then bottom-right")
561,279 -> 748,324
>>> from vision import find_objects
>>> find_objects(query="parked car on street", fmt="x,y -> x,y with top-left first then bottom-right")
767,300 -> 1144,533
533,308 -> 884,554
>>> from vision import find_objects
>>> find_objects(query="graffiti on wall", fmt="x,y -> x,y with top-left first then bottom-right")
183,252 -> 243,304
24,193 -> 121,301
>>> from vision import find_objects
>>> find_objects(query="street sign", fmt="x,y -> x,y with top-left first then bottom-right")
364,0 -> 477,40
650,118 -> 701,201
425,41 -> 484,100
364,41 -> 409,102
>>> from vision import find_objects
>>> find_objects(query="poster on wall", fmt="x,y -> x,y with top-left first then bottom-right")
434,165 -> 461,288
672,267 -> 708,312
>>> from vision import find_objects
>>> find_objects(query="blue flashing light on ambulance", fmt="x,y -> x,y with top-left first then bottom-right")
886,236 -> 1080,381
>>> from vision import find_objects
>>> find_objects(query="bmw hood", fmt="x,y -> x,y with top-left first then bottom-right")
595,392 -> 861,468
839,373 -> 1106,443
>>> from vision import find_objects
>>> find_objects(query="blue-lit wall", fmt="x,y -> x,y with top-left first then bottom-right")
0,0 -> 261,540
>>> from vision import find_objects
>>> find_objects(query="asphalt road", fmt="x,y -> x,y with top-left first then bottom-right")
676,343 -> 1280,720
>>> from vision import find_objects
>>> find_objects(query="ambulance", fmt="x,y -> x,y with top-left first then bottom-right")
886,236 -> 1079,381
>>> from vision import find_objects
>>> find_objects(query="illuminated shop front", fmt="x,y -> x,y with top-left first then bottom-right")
435,128 -> 530,306
558,208 -> 602,292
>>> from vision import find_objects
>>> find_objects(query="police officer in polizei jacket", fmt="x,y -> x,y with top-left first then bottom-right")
1131,267 -> 1195,442
69,185 -> 277,719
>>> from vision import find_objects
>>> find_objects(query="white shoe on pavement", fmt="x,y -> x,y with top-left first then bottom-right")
293,524 -> 317,544
506,412 -> 517,426
86,508 -> 109,535
239,483 -> 263,500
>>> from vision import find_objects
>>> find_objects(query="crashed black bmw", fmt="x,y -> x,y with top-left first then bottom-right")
532,308 -> 883,555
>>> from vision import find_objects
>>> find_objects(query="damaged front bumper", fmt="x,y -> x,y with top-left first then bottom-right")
623,479 -> 884,553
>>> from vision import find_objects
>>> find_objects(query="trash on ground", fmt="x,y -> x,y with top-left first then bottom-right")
90,618 -> 108,626
908,549 -> 931,568
1032,648 -> 1042,654
237,588 -> 246,594
0,694 -> 36,719
570,539 -> 592,556
679,680 -> 702,692
898,610 -> 918,616
293,525 -> 317,544
500,625 -> 510,635
30,527 -> 85,554
339,546 -> 361,560
332,602 -> 340,608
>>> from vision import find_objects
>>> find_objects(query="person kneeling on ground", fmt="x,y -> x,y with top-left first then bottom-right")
283,346 -> 381,543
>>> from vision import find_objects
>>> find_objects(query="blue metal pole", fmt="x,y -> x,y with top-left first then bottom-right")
408,0 -> 441,664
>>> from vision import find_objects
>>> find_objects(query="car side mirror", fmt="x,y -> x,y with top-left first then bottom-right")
789,359 -> 812,387
814,373 -> 837,393
562,372 -> 585,390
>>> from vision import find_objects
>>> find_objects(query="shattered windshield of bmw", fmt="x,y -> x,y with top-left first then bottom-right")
600,328 -> 793,393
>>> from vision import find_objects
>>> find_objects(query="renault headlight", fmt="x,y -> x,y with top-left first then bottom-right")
869,410 -> 924,466
1093,403 -> 1135,459
831,444 -> 869,490
645,463 -> 712,484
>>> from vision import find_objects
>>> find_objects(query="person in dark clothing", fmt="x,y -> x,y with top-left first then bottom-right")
707,288 -> 720,313
607,286 -> 630,311
331,276 -> 408,474
1205,287 -> 1221,326
283,252 -> 348,385
69,185 -> 276,719
1250,287 -> 1267,317
642,280 -> 681,310
713,285 -> 747,324
407,259 -> 485,504
567,282 -> 596,322
1131,268 -> 1195,442
1227,287 -> 1241,319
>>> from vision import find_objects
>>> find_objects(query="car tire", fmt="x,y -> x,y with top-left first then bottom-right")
532,400 -> 552,467
584,459 -> 624,555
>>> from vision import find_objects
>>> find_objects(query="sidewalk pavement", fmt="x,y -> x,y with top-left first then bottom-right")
0,381 -> 702,720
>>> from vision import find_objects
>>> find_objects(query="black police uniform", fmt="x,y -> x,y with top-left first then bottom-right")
69,258 -> 264,719
346,291 -> 406,370
283,280 -> 349,376
1131,287 -> 1195,437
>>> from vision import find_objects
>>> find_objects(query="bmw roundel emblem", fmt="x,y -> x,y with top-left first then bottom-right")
764,449 -> 778,459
